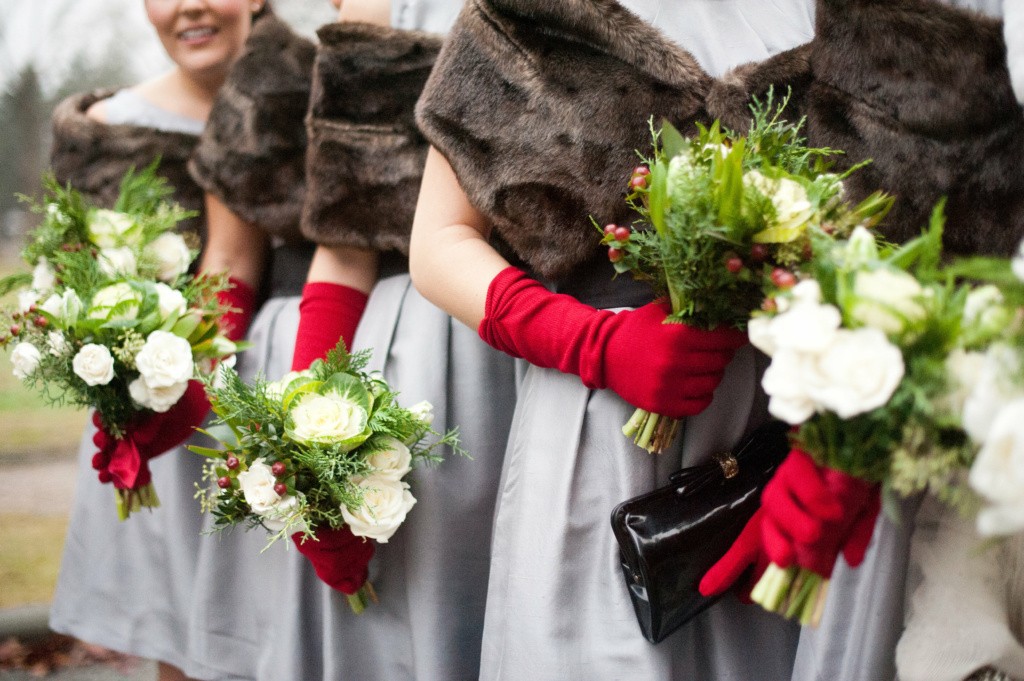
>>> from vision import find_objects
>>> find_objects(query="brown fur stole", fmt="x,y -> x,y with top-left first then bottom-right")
51,91 -> 205,241
301,22 -> 443,253
188,14 -> 316,242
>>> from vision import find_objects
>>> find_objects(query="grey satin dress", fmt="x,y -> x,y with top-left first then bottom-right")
48,91 -> 210,672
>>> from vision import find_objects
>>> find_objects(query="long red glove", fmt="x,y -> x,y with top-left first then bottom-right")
699,449 -> 881,597
292,526 -> 375,595
479,267 -> 748,418
291,282 -> 369,372
90,278 -> 256,488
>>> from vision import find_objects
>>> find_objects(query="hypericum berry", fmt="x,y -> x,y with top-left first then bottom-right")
750,243 -> 769,262
273,483 -> 288,497
604,223 -> 617,236
9,324 -> 20,336
225,456 -> 240,470
762,298 -> 778,313
613,226 -> 631,242
726,257 -> 744,274
271,462 -> 286,477
33,316 -> 48,327
62,244 -> 73,252
249,422 -> 261,432
802,242 -> 814,260
217,476 -> 232,489
633,166 -> 651,177
90,249 -> 98,258
91,452 -> 110,470
771,268 -> 796,289
608,248 -> 624,263
28,304 -> 38,313
630,175 -> 647,190
11,312 -> 20,321
0,336 -> 7,345
97,470 -> 113,484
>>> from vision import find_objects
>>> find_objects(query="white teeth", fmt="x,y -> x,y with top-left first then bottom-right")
180,28 -> 216,40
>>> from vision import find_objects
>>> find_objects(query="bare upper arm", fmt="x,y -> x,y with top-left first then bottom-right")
337,0 -> 391,26
85,99 -> 108,123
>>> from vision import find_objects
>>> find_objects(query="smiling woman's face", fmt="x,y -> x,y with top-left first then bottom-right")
144,0 -> 254,83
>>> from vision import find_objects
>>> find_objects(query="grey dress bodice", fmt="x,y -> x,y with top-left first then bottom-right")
392,0 -> 464,32
103,90 -> 205,136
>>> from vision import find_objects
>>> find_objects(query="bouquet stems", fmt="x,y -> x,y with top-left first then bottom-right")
346,581 -> 378,615
622,408 -> 682,454
750,562 -> 830,627
115,483 -> 161,522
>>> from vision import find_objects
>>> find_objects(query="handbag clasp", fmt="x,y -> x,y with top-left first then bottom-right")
712,452 -> 739,479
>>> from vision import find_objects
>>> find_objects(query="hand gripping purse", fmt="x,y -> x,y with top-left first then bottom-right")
610,420 -> 790,643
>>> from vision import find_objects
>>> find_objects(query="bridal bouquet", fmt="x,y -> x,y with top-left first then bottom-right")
1,167 -> 239,518
747,204 -> 1024,624
603,94 -> 892,452
192,342 -> 460,612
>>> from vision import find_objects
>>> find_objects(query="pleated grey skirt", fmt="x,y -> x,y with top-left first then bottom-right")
479,344 -> 802,681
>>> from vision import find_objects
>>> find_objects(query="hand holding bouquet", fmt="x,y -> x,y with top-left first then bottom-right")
193,342 -> 460,613
1,166 -> 240,518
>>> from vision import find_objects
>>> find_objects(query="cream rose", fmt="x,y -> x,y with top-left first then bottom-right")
367,438 -> 413,481
40,294 -> 63,319
968,399 -> 1024,536
46,331 -> 70,357
942,349 -> 986,417
851,268 -> 926,334
289,391 -> 367,444
72,344 -> 116,386
11,343 -> 42,379
803,328 -> 905,419
129,376 -> 189,412
87,209 -> 139,248
89,283 -> 140,321
153,282 -> 188,319
342,475 -> 417,543
961,344 -> 1024,445
31,258 -> 56,292
237,458 -> 303,532
766,300 -> 842,355
407,401 -> 434,427
761,349 -> 817,425
747,317 -> 776,357
135,330 -> 194,388
98,246 -> 138,278
146,233 -> 191,283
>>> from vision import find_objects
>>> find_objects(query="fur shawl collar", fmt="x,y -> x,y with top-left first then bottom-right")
51,90 -> 205,240
188,14 -> 316,242
301,22 -> 443,253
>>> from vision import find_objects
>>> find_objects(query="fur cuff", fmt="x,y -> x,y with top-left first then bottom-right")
301,22 -> 443,253
416,0 -> 713,280
188,15 -> 316,241
51,91 -> 205,238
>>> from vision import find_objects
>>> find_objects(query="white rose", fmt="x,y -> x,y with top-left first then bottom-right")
342,475 -> 417,543
790,279 -> 822,305
17,290 -> 40,313
153,282 -> 188,319
46,331 -> 70,357
87,209 -> 139,248
135,330 -> 194,388
962,344 -> 1024,444
236,458 -> 303,532
366,438 -> 413,481
10,343 -> 42,379
98,246 -> 137,278
767,301 -> 842,355
31,259 -> 56,291
747,316 -> 777,357
942,349 -> 986,417
40,294 -> 63,318
850,268 -> 927,334
146,233 -> 191,283
89,283 -> 140,321
289,391 -> 367,444
407,401 -> 435,427
72,344 -> 115,386
803,328 -> 905,419
836,226 -> 879,268
968,399 -> 1024,536
761,349 -> 817,425
128,376 -> 189,412
962,285 -> 1009,335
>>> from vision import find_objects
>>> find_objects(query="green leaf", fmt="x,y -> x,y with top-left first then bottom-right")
189,446 -> 228,459
281,378 -> 324,411
647,159 -> 669,237
100,318 -> 140,330
321,372 -> 373,413
660,119 -> 689,159
0,273 -> 32,297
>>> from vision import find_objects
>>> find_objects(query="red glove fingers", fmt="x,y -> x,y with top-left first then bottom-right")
292,526 -> 375,595
218,277 -> 256,343
291,282 -> 369,372
699,507 -> 770,602
840,491 -> 881,568
479,267 -> 748,419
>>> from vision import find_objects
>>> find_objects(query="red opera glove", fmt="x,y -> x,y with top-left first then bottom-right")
291,282 -> 369,372
219,277 -> 256,343
699,507 -> 771,602
478,267 -> 747,418
292,526 -> 375,595
760,449 -> 880,576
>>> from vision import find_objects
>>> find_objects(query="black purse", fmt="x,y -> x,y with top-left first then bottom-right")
610,420 -> 790,643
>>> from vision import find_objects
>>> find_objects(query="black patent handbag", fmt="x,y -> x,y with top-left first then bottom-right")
610,420 -> 790,643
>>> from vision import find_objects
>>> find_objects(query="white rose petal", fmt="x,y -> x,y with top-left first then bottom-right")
803,328 -> 905,420
767,301 -> 842,355
98,246 -> 138,278
46,331 -> 70,357
407,400 -> 434,427
89,283 -> 140,321
747,317 -> 777,357
58,290 -> 83,322
762,349 -> 817,425
342,475 -> 417,543
40,294 -> 63,318
851,268 -> 926,334
211,354 -> 237,389
367,438 -> 413,481
72,344 -> 116,386
237,458 -> 304,533
969,399 -> 1024,536
11,343 -> 42,379
962,284 -> 1009,336
17,290 -> 40,314
790,279 -> 823,306
87,209 -> 139,248
153,282 -> 188,319
129,376 -> 189,412
962,344 -> 1024,445
943,349 -> 987,417
31,259 -> 56,292
135,330 -> 194,388
146,233 -> 192,283
289,391 -> 367,444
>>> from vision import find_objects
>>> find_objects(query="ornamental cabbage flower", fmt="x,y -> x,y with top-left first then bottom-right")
285,373 -> 372,452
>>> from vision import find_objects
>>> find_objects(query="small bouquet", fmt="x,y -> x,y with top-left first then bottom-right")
192,342 -> 461,613
1,166 -> 240,518
748,203 -> 1024,624
602,94 -> 893,452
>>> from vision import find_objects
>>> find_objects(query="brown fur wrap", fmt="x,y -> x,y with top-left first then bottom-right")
51,91 -> 205,240
301,22 -> 443,253
188,14 -> 316,242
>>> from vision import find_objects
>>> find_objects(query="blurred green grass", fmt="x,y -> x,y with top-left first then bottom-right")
0,514 -> 69,607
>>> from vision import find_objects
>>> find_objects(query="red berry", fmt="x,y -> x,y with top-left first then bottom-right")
273,483 -> 288,497
28,304 -> 38,313
630,175 -> 647,190
604,223 -> 617,235
217,476 -> 232,489
61,244 -> 73,252
98,469 -> 113,484
726,257 -> 744,274
771,268 -> 796,289
750,244 -> 769,262
0,336 -> 7,345
633,166 -> 651,177
11,312 -> 20,321
90,249 -> 97,258
9,325 -> 20,336
225,456 -> 239,470
33,316 -> 48,327
608,248 -> 624,263
762,298 -> 778,313
802,242 -> 814,260
92,452 -> 110,470
271,462 -> 286,477
614,227 -> 631,242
